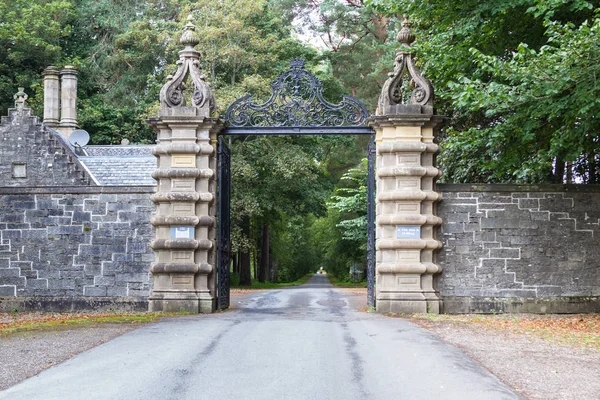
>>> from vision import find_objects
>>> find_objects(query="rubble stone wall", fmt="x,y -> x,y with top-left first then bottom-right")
0,186 -> 154,311
2,183 -> 599,313
437,184 -> 600,313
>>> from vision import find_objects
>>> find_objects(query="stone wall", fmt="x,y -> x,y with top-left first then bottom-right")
0,106 -> 92,187
437,184 -> 600,313
0,186 -> 155,311
2,181 -> 600,314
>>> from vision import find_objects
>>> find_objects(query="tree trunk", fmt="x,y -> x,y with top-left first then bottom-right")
252,218 -> 258,279
258,224 -> 269,283
272,257 -> 279,283
232,252 -> 239,276
554,154 -> 565,184
589,152 -> 599,184
239,217 -> 252,286
240,251 -> 251,286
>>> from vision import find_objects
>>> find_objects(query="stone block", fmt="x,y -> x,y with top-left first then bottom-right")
84,286 -> 107,296
480,218 -> 520,229
106,286 -> 128,297
94,276 -> 116,286
107,202 -> 136,212
26,279 -> 49,289
463,222 -> 480,232
83,264 -> 102,277
37,200 -> 56,209
48,225 -> 82,235
79,245 -> 107,257
126,239 -> 147,254
477,193 -> 512,203
72,211 -> 91,223
473,231 -> 495,242
60,270 -> 84,278
442,198 -> 478,205
518,198 -> 540,210
482,242 -> 501,249
455,246 -> 470,255
0,268 -> 21,277
21,229 -> 47,239
117,212 -> 145,223
445,204 -> 478,213
443,223 -> 465,234
26,209 -> 49,219
2,230 -> 22,239
0,214 -> 25,223
106,245 -> 127,253
489,248 -> 520,259
48,279 -> 75,290
0,285 -> 16,296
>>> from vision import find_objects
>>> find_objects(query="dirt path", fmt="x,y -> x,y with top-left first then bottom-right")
0,324 -> 138,390
413,321 -> 600,400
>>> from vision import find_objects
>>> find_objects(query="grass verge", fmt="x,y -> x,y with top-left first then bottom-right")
408,313 -> 600,350
327,275 -> 367,288
0,311 -> 188,337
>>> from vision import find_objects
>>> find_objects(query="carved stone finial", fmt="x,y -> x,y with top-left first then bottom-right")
14,87 -> 28,109
397,14 -> 416,47
159,15 -> 216,116
376,14 -> 433,115
180,15 -> 200,49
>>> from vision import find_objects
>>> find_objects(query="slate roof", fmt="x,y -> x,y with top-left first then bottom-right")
83,145 -> 154,157
78,145 -> 157,186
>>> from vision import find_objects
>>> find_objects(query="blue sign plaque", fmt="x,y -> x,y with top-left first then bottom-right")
396,225 -> 421,239
170,226 -> 195,239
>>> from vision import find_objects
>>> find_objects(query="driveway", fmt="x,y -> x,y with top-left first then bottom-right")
0,274 -> 519,400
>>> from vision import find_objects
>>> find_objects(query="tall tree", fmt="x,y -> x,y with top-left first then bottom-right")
0,0 -> 75,115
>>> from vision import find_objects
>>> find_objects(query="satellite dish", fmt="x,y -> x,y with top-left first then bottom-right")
69,130 -> 90,147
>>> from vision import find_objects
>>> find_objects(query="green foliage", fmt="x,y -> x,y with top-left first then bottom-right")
443,14 -> 600,183
329,159 -> 369,249
0,0 -> 75,115
365,0 -> 600,183
309,158 -> 370,279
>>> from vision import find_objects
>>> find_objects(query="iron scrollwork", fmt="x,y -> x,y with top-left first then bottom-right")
225,58 -> 369,127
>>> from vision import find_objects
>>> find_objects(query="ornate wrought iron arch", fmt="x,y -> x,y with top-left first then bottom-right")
217,58 -> 375,310
223,58 -> 372,135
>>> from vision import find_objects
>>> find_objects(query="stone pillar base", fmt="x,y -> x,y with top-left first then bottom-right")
376,291 -> 442,314
149,294 -> 216,314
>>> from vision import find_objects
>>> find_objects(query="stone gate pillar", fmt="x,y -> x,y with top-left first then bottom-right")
148,16 -> 221,313
370,16 -> 443,314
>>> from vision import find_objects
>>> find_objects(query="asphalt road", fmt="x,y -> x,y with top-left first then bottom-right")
1,274 -> 520,400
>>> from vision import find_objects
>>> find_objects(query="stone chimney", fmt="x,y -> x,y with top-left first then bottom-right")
42,66 -> 60,128
42,65 -> 78,136
59,66 -> 78,136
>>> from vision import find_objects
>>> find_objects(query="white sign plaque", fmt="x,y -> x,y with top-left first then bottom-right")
170,226 -> 195,239
396,225 -> 421,239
